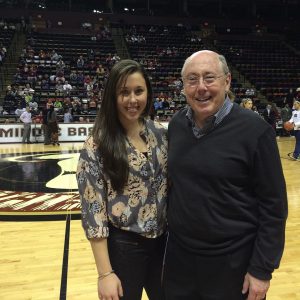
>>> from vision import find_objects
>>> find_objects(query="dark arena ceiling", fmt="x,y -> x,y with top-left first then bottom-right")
0,0 -> 299,21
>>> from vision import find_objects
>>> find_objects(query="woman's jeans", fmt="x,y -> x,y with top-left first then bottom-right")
107,225 -> 166,300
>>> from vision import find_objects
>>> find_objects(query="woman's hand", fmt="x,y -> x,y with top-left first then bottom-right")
98,273 -> 123,300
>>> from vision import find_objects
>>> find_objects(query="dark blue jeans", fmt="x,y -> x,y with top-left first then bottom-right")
294,130 -> 300,158
108,225 -> 166,300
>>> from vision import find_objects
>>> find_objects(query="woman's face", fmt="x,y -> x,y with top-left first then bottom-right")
244,100 -> 253,110
116,72 -> 148,129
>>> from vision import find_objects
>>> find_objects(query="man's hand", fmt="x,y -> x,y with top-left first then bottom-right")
242,272 -> 270,300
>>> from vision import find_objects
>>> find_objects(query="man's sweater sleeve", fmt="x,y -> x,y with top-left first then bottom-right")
248,127 -> 288,280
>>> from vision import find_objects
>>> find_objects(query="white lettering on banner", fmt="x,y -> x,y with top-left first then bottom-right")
0,123 -> 94,143
0,123 -> 168,143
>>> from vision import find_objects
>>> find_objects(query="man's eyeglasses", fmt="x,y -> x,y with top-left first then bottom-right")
184,74 -> 227,87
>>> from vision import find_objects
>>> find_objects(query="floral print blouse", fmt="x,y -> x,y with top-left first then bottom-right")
77,120 -> 168,239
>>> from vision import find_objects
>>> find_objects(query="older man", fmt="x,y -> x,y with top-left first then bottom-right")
20,106 -> 32,144
163,50 -> 287,300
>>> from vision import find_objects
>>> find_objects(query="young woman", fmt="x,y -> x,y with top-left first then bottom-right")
288,100 -> 300,159
240,98 -> 253,110
77,59 -> 168,300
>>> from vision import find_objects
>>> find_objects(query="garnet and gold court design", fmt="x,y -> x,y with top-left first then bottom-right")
0,146 -> 81,220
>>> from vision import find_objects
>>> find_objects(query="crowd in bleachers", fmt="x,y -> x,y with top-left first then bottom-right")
1,26 -> 121,122
0,20 -> 16,65
1,20 -> 300,128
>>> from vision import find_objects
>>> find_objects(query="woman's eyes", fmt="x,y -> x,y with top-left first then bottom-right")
120,89 -> 144,96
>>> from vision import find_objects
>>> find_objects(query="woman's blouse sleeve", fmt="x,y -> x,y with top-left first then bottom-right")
76,136 -> 109,239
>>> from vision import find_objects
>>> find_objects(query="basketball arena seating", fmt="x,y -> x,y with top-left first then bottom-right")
1,20 -> 300,121
23,32 -> 114,106
125,24 -> 200,117
0,28 -> 14,64
215,38 -> 300,105
124,24 -> 261,118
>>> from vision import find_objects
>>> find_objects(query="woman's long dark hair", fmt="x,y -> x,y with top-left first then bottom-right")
92,59 -> 153,192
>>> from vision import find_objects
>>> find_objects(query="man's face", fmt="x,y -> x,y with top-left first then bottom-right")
182,51 -> 231,126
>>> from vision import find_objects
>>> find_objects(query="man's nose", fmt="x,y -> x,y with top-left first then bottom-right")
196,79 -> 208,91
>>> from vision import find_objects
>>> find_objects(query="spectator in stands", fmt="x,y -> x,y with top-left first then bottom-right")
51,50 -> 61,61
76,59 -> 167,300
23,83 -> 34,94
41,78 -> 50,90
38,49 -> 46,59
69,70 -> 78,83
87,49 -> 95,60
85,80 -> 93,92
53,98 -> 63,113
63,81 -> 73,96
46,98 -> 53,109
28,98 -> 38,113
164,50 -> 287,300
56,73 -> 65,83
20,106 -> 32,144
47,105 -> 60,146
288,100 -> 300,159
153,98 -> 162,112
77,55 -> 85,68
24,91 -> 33,104
96,64 -> 105,77
161,98 -> 169,110
62,97 -> 72,110
49,74 -> 56,84
173,88 -> 186,104
63,108 -> 73,123
14,68 -> 23,83
27,65 -> 37,83
112,53 -> 120,63
88,60 -> 97,71
77,71 -> 84,83
81,103 -> 89,115
263,102 -> 278,133
105,53 -> 114,68
172,77 -> 182,89
78,116 -> 85,123
89,98 -> 97,114
71,100 -> 82,121
56,58 -> 65,72
55,80 -> 64,96
240,98 -> 253,110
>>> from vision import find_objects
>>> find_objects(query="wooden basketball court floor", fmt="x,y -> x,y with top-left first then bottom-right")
0,138 -> 299,300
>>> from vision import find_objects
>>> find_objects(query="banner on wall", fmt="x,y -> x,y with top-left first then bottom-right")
0,123 -> 93,143
0,122 -> 168,143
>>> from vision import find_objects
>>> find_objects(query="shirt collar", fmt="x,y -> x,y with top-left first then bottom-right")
186,96 -> 233,138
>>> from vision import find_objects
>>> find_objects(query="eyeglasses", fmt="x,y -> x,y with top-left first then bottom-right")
184,74 -> 227,87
